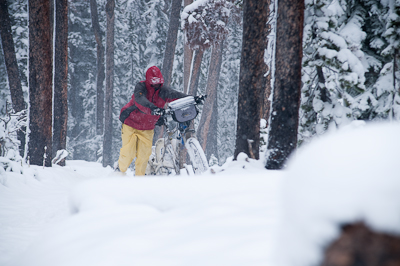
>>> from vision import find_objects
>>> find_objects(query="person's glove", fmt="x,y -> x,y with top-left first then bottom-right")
194,95 -> 207,104
151,107 -> 165,116
155,116 -> 165,126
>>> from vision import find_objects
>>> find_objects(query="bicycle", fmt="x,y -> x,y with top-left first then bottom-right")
145,95 -> 209,175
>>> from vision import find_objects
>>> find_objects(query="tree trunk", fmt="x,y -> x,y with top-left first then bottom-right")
28,0 -> 53,166
187,48 -> 204,96
316,54 -> 330,103
52,0 -> 68,166
0,0 -> 25,112
90,0 -> 105,135
260,0 -> 272,123
153,0 -> 182,145
197,42 -> 224,160
103,0 -> 115,167
0,0 -> 27,156
392,49 -> 398,120
321,222 -> 400,266
49,0 -> 53,53
183,0 -> 193,94
265,0 -> 304,169
234,0 -> 268,160
162,0 -> 182,87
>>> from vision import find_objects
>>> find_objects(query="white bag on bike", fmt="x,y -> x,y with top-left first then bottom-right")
169,96 -> 198,123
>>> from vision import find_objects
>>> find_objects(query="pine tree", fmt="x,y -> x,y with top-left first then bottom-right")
162,0 -> 182,87
9,0 -> 28,96
90,0 -> 105,136
299,0 -> 370,144
378,0 -> 400,120
53,0 -> 69,166
265,0 -> 304,169
235,0 -> 269,161
103,0 -> 115,167
0,0 -> 27,156
144,0 -> 169,69
0,0 -> 25,113
28,0 -> 53,166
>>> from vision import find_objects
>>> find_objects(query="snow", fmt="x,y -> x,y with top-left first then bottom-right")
340,17 -> 366,46
168,96 -> 195,110
274,121 -> 400,266
324,0 -> 345,17
2,122 -> 400,266
1,155 -> 282,266
181,0 -> 209,28
374,62 -> 394,97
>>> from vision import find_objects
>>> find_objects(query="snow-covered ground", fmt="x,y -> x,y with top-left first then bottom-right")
1,122 -> 400,266
0,154 -> 283,266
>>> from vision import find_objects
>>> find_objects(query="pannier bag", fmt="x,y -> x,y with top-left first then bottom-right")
169,96 -> 198,123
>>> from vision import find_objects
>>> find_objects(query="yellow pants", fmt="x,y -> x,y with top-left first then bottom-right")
118,124 -> 154,175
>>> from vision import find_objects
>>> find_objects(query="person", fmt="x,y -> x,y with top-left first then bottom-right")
116,66 -> 188,175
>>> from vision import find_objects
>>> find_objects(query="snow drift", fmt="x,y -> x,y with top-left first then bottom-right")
274,122 -> 400,266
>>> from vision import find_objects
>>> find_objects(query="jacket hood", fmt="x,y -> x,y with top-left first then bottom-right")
145,66 -> 164,86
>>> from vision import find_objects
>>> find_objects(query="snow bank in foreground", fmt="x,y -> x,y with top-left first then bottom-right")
274,122 -> 400,266
7,157 -> 282,266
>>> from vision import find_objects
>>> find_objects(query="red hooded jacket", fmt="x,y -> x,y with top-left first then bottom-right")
119,66 -> 187,130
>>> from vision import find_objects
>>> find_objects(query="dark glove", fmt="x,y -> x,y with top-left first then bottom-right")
155,116 -> 165,126
151,107 -> 165,116
194,95 -> 207,104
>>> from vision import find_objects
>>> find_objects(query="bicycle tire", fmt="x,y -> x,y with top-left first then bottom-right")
166,141 -> 180,175
185,137 -> 209,174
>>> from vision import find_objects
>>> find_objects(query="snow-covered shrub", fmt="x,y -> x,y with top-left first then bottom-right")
0,109 -> 25,173
0,109 -> 26,155
0,149 -> 23,174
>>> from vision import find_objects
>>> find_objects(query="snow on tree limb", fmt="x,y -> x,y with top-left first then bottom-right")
181,0 -> 239,51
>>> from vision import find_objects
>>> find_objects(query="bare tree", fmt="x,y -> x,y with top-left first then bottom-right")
197,41 -> 224,159
53,0 -> 68,166
234,0 -> 268,160
154,0 -> 183,144
265,0 -> 304,169
0,0 -> 25,113
183,0 -> 193,94
103,0 -> 115,167
183,0 -> 239,160
162,0 -> 182,87
182,1 -> 214,96
28,0 -> 53,166
186,49 -> 204,96
90,0 -> 105,135
260,0 -> 272,123
0,0 -> 26,155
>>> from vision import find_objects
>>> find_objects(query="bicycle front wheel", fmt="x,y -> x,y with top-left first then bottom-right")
185,137 -> 209,174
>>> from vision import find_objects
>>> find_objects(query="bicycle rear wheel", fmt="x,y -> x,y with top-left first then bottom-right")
185,137 -> 209,174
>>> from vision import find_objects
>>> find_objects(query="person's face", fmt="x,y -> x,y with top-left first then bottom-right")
151,84 -> 161,90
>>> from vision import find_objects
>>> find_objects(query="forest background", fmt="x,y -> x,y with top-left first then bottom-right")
0,0 -> 399,169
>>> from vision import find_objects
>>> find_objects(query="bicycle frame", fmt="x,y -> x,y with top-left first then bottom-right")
146,101 -> 208,176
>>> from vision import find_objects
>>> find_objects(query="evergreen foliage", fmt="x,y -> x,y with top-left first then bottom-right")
299,0 -> 400,145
